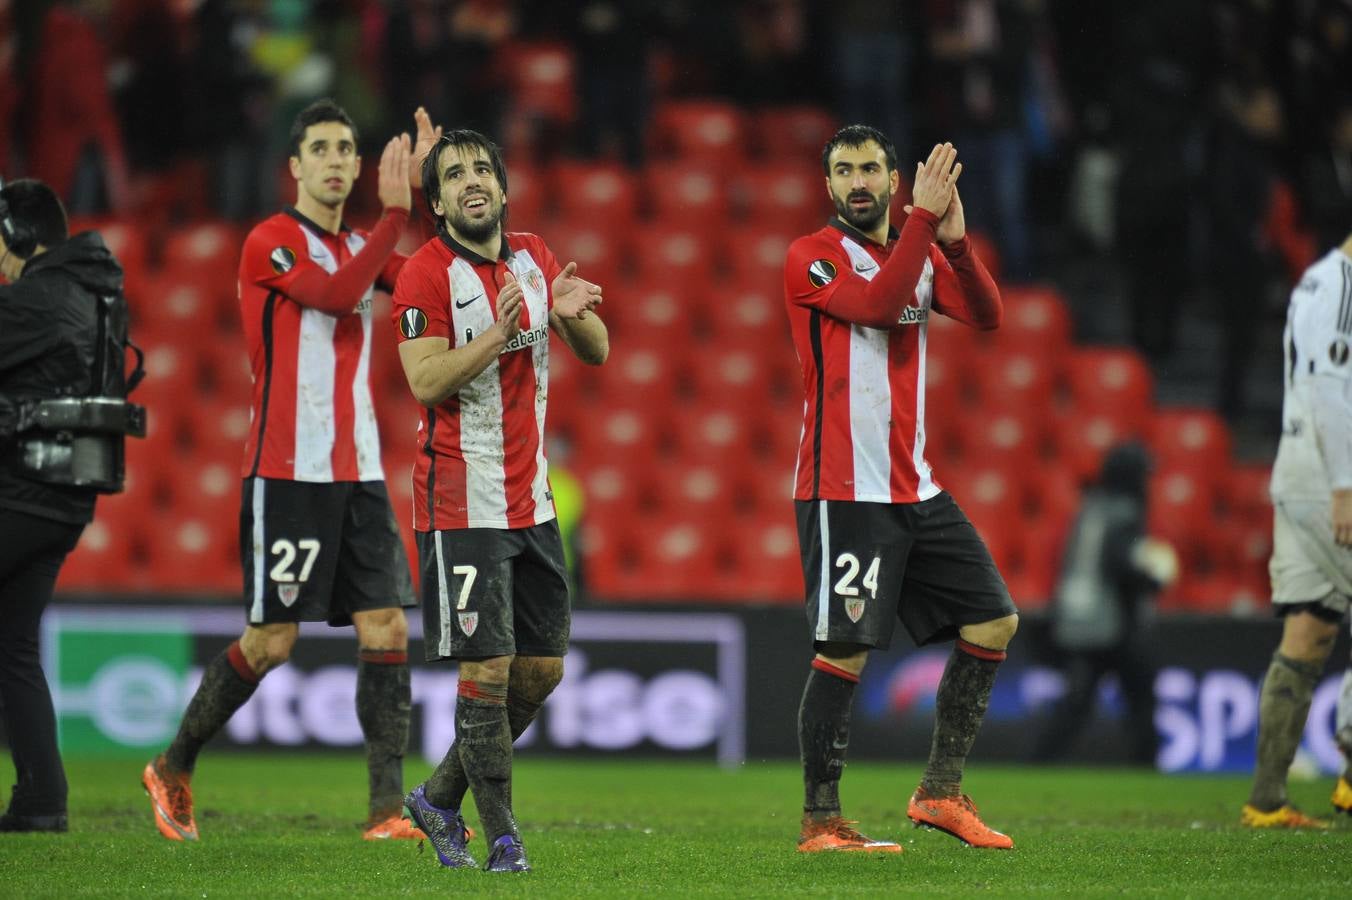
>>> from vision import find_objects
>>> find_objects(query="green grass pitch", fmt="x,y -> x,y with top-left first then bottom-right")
2,755 -> 1349,897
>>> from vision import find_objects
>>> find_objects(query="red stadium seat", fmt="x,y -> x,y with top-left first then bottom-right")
725,230 -> 796,292
1223,463 -> 1273,526
736,163 -> 827,233
631,225 -> 722,295
503,164 -> 546,227
143,511 -> 238,594
972,347 -> 1062,415
942,463 -> 1024,537
750,106 -> 839,161
162,219 -> 241,283
727,509 -> 804,602
1048,409 -> 1141,484
595,338 -> 682,406
645,162 -> 730,228
552,161 -> 639,225
1063,347 -> 1154,431
688,342 -> 776,413
502,41 -> 577,125
536,215 -> 628,289
1147,468 -> 1220,559
953,409 -> 1050,472
58,516 -> 137,592
574,404 -> 675,468
707,279 -> 785,340
661,461 -> 740,522
1149,408 -> 1233,478
651,100 -> 746,166
993,284 -> 1073,355
69,217 -> 148,297
671,406 -> 757,470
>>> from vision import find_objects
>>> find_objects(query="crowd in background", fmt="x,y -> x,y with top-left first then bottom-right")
2,0 -> 1351,426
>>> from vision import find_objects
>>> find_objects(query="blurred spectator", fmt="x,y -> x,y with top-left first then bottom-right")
830,0 -> 914,164
1295,95 -> 1352,250
1108,0 -> 1207,361
1206,79 -> 1284,424
1032,443 -> 1178,766
925,0 -> 1036,280
730,0 -> 820,106
25,0 -> 130,214
111,0 -> 187,181
0,0 -> 18,174
185,0 -> 275,221
570,0 -> 654,165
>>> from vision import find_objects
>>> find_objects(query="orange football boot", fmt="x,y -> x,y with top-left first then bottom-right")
907,789 -> 1014,849
362,814 -> 427,840
141,755 -> 198,841
1240,804 -> 1331,829
797,814 -> 902,853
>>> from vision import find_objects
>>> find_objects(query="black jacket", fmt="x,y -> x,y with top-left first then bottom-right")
0,233 -> 125,524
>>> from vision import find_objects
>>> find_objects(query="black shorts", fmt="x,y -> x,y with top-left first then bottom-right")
795,493 -> 1017,649
416,519 -> 571,662
240,477 -> 416,627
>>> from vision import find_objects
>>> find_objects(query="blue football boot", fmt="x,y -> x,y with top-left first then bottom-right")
403,784 -> 477,868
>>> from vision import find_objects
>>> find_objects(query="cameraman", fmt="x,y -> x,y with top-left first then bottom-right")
0,178 -> 127,833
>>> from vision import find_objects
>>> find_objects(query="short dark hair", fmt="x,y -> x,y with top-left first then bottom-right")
821,125 -> 897,176
420,130 -> 509,220
0,178 -> 68,258
288,98 -> 359,159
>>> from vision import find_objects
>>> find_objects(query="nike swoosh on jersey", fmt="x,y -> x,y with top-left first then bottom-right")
455,294 -> 484,309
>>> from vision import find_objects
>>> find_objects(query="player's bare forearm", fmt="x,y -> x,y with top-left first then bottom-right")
400,333 -> 508,406
550,311 -> 609,365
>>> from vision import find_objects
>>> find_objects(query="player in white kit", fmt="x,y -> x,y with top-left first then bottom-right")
1242,229 -> 1352,828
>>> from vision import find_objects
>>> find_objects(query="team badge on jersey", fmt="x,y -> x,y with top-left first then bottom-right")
269,246 -> 297,275
1331,339 -> 1350,366
399,308 -> 429,339
458,612 -> 479,636
844,597 -> 866,623
807,259 -> 837,288
525,269 -> 544,294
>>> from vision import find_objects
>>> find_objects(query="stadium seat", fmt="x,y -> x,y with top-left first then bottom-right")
971,347 -> 1062,417
58,516 -> 137,592
503,164 -> 546,226
671,406 -> 757,471
726,508 -> 804,602
1149,408 -> 1233,478
1147,468 -> 1220,566
574,405 -> 674,469
1223,463 -> 1273,526
706,279 -> 785,341
161,219 -> 241,284
1048,409 -> 1141,484
69,216 -> 148,298
633,222 -> 723,288
551,160 -> 639,225
749,105 -> 839,161
651,100 -> 745,166
965,230 -> 1002,283
595,338 -> 682,406
952,409 -> 1049,473
992,284 -> 1073,355
736,163 -> 827,233
129,271 -> 222,342
502,41 -> 577,125
143,510 -> 238,594
535,214 -> 628,290
1063,347 -> 1154,432
662,461 -> 740,522
942,463 -> 1025,538
688,341 -> 776,413
645,162 -> 731,228
724,230 -> 796,292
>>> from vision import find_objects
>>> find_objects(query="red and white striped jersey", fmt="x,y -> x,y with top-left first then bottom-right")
238,208 -> 403,482
391,230 -> 562,531
784,218 -> 998,504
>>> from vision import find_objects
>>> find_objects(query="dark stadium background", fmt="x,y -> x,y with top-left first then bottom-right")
3,0 -> 1351,774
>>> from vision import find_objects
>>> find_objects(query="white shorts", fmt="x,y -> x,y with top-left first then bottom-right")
1269,499 -> 1352,617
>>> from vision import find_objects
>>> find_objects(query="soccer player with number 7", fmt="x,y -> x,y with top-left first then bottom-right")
784,129 -> 1018,852
390,115 -> 608,873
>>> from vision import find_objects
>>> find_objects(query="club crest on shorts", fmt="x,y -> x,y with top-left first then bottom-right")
458,612 -> 479,636
844,597 -> 866,623
807,259 -> 837,288
278,584 -> 300,607
399,308 -> 429,339
269,246 -> 296,275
